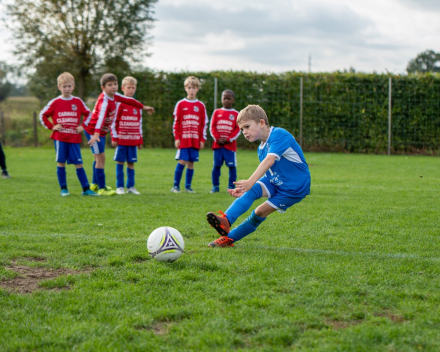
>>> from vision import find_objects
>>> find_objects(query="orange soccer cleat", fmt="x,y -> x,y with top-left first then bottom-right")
208,236 -> 234,248
206,210 -> 231,237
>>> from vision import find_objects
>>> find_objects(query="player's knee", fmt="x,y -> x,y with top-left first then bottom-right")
75,164 -> 83,168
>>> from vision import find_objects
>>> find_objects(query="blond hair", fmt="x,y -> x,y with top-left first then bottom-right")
57,72 -> 74,86
184,76 -> 201,88
237,105 -> 269,126
121,76 -> 137,87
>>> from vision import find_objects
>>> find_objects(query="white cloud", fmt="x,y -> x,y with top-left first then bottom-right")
1,0 -> 440,73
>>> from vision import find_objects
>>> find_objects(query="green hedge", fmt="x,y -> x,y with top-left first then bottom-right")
133,71 -> 440,154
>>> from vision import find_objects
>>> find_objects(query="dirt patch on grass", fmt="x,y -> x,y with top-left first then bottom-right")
0,260 -> 92,294
326,319 -> 363,330
135,322 -> 172,335
375,311 -> 406,323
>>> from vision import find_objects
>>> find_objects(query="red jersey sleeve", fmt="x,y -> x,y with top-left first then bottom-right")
39,98 -> 57,130
200,103 -> 209,143
111,102 -> 122,142
172,101 -> 182,141
229,116 -> 241,143
114,92 -> 143,109
78,98 -> 91,125
209,110 -> 220,141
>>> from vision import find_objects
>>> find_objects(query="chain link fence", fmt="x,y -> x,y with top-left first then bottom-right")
1,73 -> 440,154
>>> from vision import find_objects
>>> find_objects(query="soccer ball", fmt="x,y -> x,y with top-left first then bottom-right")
147,226 -> 184,262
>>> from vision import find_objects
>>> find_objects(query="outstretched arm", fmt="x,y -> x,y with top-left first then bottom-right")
233,155 -> 276,193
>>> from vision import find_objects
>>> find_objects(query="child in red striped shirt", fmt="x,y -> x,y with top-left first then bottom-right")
111,76 -> 143,195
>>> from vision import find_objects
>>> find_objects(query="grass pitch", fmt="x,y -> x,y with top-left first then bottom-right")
0,147 -> 439,351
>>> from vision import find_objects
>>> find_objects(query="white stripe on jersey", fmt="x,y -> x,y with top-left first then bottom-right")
77,96 -> 91,125
139,110 -> 143,137
39,97 -> 58,130
95,97 -> 109,130
111,102 -> 120,138
281,147 -> 303,163
200,101 -> 209,141
172,99 -> 185,138
209,110 -> 217,141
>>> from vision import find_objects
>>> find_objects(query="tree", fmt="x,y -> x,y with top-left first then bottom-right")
6,0 -> 157,101
0,62 -> 13,103
407,50 -> 440,74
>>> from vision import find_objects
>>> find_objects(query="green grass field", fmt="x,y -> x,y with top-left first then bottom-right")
1,147 -> 439,351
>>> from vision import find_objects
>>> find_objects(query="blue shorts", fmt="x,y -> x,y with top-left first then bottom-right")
84,131 -> 106,154
257,177 -> 306,213
114,145 -> 138,163
175,147 -> 199,162
54,140 -> 83,165
213,148 -> 237,167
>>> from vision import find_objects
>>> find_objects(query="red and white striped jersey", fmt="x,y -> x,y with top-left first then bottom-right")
39,95 -> 91,144
172,98 -> 208,149
83,92 -> 143,137
210,108 -> 240,152
111,102 -> 143,146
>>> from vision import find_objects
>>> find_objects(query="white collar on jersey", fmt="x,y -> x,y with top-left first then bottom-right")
219,108 -> 236,111
259,126 -> 274,149
183,98 -> 199,103
59,95 -> 74,101
104,92 -> 115,101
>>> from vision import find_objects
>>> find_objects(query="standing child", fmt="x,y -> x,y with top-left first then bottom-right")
83,73 -> 154,196
210,89 -> 240,193
171,76 -> 208,193
39,72 -> 98,196
0,141 -> 10,178
111,76 -> 143,195
206,105 -> 311,247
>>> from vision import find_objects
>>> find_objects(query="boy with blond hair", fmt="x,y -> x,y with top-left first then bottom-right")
206,105 -> 311,247
82,73 -> 154,196
39,72 -> 98,196
111,76 -> 143,195
171,76 -> 208,193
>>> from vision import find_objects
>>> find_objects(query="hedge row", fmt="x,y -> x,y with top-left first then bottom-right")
133,71 -> 440,154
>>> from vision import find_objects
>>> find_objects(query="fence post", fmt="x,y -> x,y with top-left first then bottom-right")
33,111 -> 38,147
214,78 -> 218,111
299,77 -> 303,148
388,77 -> 392,156
1,111 -> 4,145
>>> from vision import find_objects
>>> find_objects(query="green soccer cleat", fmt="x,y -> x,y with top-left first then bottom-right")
90,183 -> 98,192
98,187 -> 116,196
60,188 -> 70,196
82,189 -> 100,196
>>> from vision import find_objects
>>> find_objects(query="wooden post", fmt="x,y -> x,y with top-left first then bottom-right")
33,111 -> 38,147
388,77 -> 392,156
300,77 -> 303,148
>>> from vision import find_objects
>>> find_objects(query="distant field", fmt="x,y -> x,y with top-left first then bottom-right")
1,148 -> 439,351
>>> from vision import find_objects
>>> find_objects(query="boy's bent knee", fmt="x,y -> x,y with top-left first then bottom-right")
75,164 -> 83,168
255,203 -> 277,217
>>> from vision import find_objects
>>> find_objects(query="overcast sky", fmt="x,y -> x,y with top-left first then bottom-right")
1,0 -> 440,73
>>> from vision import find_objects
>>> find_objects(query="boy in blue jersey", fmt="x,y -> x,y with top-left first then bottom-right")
206,105 -> 311,247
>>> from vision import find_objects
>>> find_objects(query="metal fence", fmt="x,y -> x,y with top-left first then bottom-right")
1,74 -> 440,154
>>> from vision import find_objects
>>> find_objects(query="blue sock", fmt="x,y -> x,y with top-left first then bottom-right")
185,168 -> 194,189
212,166 -> 221,187
96,168 -> 106,189
116,164 -> 124,188
127,167 -> 135,188
225,182 -> 263,225
76,167 -> 89,188
92,161 -> 98,184
228,167 -> 237,189
174,163 -> 185,188
228,210 -> 266,242
57,166 -> 67,189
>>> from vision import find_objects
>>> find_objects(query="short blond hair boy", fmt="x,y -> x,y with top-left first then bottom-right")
121,76 -> 137,87
57,72 -> 75,86
184,76 -> 201,88
237,104 -> 269,126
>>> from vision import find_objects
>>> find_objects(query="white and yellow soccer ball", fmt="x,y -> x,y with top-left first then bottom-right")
147,227 -> 184,262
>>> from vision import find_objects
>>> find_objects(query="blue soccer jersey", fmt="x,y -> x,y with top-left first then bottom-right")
258,127 -> 311,197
